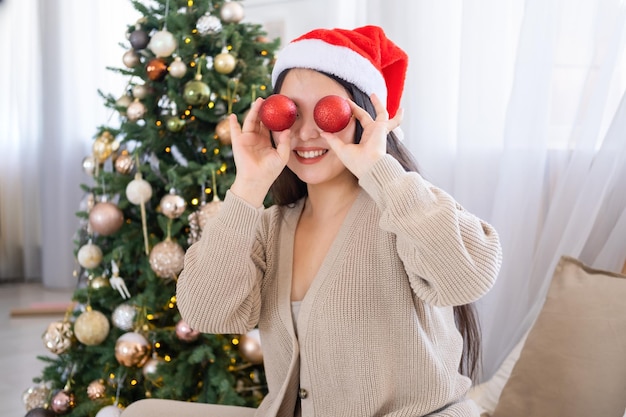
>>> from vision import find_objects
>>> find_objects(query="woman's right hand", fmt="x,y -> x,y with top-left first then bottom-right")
228,97 -> 292,207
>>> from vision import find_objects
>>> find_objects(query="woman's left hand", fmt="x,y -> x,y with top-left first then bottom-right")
323,93 -> 403,179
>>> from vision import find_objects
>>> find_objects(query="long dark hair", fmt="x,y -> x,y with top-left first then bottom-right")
271,69 -> 482,382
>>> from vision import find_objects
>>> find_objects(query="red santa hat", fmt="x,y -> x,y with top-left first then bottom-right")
271,25 -> 408,118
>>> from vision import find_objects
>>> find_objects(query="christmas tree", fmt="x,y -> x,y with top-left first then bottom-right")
22,1 -> 279,416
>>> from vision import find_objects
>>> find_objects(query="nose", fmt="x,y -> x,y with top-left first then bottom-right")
292,111 -> 320,141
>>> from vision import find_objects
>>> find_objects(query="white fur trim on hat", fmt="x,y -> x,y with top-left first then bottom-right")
271,39 -> 387,105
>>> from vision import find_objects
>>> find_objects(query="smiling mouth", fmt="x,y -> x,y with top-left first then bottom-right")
295,149 -> 328,159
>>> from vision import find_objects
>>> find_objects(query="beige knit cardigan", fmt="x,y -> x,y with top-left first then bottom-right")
177,155 -> 502,417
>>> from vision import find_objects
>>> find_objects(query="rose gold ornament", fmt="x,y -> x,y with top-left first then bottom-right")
77,242 -> 103,269
122,50 -> 140,68
149,239 -> 185,278
142,357 -> 163,377
175,319 -> 200,342
50,390 -> 75,414
132,84 -> 149,99
187,197 -> 223,244
126,99 -> 147,122
42,321 -> 74,354
114,332 -> 151,367
86,379 -> 107,400
168,57 -> 187,78
215,117 -> 231,145
116,94 -> 132,110
114,153 -> 135,175
239,328 -> 263,364
89,201 -> 124,236
220,1 -> 245,23
160,191 -> 187,219
74,309 -> 110,346
146,58 -> 168,81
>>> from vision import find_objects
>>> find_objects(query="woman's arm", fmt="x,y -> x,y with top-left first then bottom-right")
359,155 -> 502,306
176,191 -> 266,334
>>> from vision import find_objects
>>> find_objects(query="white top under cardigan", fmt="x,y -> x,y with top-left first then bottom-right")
177,155 -> 503,417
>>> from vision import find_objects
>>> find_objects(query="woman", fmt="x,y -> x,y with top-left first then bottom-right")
124,25 -> 502,417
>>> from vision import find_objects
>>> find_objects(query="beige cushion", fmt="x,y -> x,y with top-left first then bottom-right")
492,256 -> 626,417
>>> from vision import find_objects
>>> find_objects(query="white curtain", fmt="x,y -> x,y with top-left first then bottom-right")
2,0 -> 625,382
362,0 -> 626,379
0,0 -> 43,282
0,0 -> 137,286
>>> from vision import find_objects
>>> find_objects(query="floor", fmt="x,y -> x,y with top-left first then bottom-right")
1,283 -> 74,416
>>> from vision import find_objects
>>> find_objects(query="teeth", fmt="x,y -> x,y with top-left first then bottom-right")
296,149 -> 327,159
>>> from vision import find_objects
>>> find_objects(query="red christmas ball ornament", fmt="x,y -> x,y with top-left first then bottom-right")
313,95 -> 352,133
259,94 -> 297,131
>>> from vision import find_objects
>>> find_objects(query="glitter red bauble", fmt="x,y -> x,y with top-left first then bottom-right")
313,95 -> 352,133
259,94 -> 297,131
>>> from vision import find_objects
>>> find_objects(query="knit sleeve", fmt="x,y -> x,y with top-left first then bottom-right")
358,155 -> 502,306
176,190 -> 266,334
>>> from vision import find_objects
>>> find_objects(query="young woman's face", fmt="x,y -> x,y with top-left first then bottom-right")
277,68 -> 357,187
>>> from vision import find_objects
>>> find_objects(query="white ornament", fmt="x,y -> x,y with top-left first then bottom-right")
95,405 -> 123,417
112,303 -> 136,331
196,13 -> 222,35
126,173 -> 153,205
220,1 -> 245,23
77,242 -> 103,269
148,30 -> 178,58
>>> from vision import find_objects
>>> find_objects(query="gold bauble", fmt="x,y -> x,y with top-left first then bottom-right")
92,132 -> 117,163
74,310 -> 110,346
90,275 -> 110,290
165,116 -> 186,132
215,117 -> 231,145
114,332 -> 151,367
214,51 -> 237,74
183,79 -> 211,106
